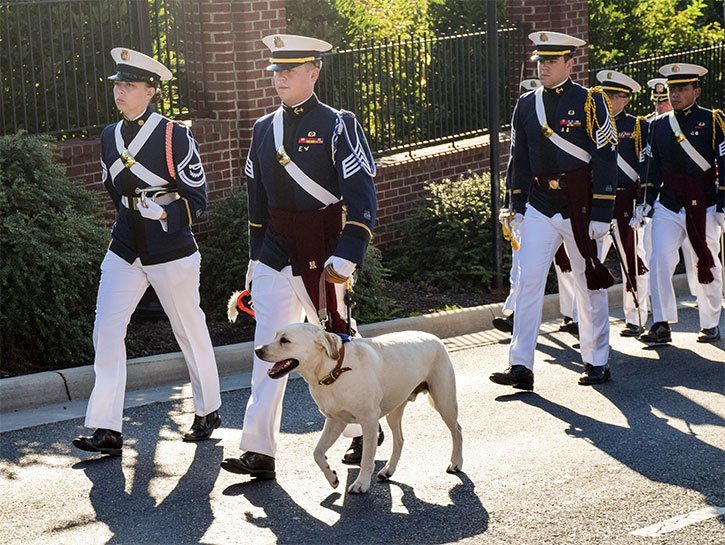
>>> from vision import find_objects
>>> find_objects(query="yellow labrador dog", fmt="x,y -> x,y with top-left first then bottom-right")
255,323 -> 463,494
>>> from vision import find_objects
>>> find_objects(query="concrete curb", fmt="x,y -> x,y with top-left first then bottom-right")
0,275 -> 691,414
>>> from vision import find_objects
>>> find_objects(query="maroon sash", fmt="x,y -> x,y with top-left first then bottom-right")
267,203 -> 350,333
613,184 -> 648,292
662,169 -> 717,284
538,166 -> 615,290
554,244 -> 572,273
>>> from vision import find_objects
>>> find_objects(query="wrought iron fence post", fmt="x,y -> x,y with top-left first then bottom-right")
486,0 -> 502,290
130,0 -> 152,55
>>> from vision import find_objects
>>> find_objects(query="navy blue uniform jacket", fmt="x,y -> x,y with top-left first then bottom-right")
245,94 -> 377,271
643,103 -> 725,212
100,108 -> 207,265
508,78 -> 618,222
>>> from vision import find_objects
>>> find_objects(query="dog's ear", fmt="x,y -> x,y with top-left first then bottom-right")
227,291 -> 242,323
315,329 -> 340,360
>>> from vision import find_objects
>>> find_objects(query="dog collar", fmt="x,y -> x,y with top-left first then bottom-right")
318,342 -> 352,386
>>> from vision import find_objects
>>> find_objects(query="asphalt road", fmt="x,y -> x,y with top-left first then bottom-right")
1,299 -> 723,545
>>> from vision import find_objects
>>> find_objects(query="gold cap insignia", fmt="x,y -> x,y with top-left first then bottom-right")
274,36 -> 284,48
672,65 -> 680,72
121,49 -> 130,61
655,83 -> 665,92
607,72 -> 614,80
530,81 -> 537,87
540,33 -> 548,42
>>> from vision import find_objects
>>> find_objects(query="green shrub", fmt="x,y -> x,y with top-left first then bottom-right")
197,185 -> 394,324
0,133 -> 109,375
198,185 -> 250,320
351,244 -> 398,324
387,171 -> 511,293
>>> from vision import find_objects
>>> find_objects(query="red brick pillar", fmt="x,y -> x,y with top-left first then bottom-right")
187,0 -> 285,200
507,0 -> 590,85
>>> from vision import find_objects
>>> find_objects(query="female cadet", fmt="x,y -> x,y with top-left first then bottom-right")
73,48 -> 221,456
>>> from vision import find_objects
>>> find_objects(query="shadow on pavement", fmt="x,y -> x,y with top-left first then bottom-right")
501,343 -> 725,513
69,401 -> 224,544
223,469 -> 487,544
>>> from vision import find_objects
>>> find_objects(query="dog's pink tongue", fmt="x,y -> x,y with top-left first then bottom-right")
268,360 -> 290,377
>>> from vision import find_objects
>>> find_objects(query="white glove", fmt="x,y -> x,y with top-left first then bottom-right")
245,259 -> 258,291
629,203 -> 652,229
588,220 -> 611,240
138,197 -> 165,221
509,212 -> 524,229
324,255 -> 356,283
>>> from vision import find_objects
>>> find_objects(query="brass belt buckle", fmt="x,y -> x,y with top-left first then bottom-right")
120,149 -> 136,168
541,123 -> 553,138
276,146 -> 291,167
548,178 -> 560,190
674,129 -> 686,143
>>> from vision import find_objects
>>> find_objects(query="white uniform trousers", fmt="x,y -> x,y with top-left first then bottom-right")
555,263 -> 579,322
241,262 -> 360,458
504,220 -> 579,322
599,219 -> 650,326
85,251 -> 221,432
502,221 -> 524,316
649,203 -> 723,328
510,206 -> 610,369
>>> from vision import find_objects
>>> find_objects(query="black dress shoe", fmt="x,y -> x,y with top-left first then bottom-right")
221,451 -> 275,479
578,363 -> 611,385
641,321 -> 671,344
620,323 -> 644,337
492,313 -> 514,334
341,424 -> 385,465
72,428 -> 123,456
559,316 -> 579,337
183,410 -> 221,442
489,365 -> 534,391
696,326 -> 720,343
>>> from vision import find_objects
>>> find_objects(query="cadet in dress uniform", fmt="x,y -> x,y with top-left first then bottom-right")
489,31 -> 618,391
73,48 -> 222,456
494,78 -> 580,337
644,78 -> 699,299
638,63 -> 724,344
595,70 -> 650,337
220,35 -> 378,480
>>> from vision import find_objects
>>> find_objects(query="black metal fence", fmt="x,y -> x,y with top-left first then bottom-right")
588,43 -> 724,117
0,0 -> 206,138
317,26 -> 528,156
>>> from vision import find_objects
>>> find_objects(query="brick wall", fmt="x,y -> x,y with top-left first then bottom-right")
507,0 -> 590,84
374,135 -> 510,247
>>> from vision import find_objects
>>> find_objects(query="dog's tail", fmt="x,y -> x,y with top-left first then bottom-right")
227,291 -> 243,323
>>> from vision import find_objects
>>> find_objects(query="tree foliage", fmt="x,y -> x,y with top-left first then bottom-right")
589,0 -> 724,66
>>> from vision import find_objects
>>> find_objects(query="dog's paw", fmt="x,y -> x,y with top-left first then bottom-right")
446,462 -> 462,474
330,471 -> 339,489
376,468 -> 392,481
347,481 -> 369,494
